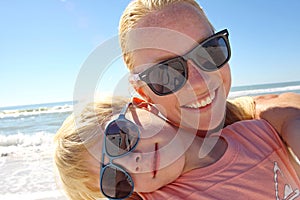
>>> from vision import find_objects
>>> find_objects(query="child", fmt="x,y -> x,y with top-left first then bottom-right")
54,95 -> 300,199
54,96 -> 129,200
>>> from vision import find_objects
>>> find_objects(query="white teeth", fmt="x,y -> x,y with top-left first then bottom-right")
210,92 -> 215,101
200,99 -> 207,107
205,96 -> 212,105
185,93 -> 215,109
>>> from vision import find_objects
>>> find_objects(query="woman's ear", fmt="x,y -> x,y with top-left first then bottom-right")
131,81 -> 153,103
137,87 -> 154,103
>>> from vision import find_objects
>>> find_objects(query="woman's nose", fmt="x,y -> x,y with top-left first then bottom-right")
189,61 -> 209,81
183,61 -> 210,90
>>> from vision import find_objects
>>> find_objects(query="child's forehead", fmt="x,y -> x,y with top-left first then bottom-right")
127,107 -> 166,127
127,107 -> 177,139
110,106 -> 164,125
107,106 -> 173,140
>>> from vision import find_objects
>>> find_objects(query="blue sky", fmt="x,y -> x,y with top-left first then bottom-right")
1,0 -> 300,107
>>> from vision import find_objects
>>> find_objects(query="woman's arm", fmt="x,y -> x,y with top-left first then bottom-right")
254,93 -> 300,178
254,93 -> 300,155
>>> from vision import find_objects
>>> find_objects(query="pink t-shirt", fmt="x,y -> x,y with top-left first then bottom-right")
139,120 -> 300,200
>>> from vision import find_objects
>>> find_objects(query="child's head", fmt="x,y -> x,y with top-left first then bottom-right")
54,96 -> 129,199
54,96 -> 197,199
118,0 -> 232,131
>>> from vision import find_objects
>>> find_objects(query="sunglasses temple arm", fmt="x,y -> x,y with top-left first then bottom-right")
119,102 -> 132,118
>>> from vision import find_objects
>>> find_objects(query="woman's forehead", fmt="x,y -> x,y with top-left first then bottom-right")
127,3 -> 213,70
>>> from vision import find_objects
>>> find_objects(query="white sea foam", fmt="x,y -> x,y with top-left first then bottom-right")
0,132 -> 54,158
0,135 -> 106,200
0,143 -> 60,197
0,132 -> 53,147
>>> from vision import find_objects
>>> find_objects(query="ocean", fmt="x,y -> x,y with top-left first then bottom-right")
0,102 -> 73,200
229,80 -> 300,98
1,81 -> 300,200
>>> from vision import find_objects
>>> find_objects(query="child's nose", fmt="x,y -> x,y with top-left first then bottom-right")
113,151 -> 142,173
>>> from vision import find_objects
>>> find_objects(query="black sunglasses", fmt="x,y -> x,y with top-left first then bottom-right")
130,29 -> 231,96
100,103 -> 139,199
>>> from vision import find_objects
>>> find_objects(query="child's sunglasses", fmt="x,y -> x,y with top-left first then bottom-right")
130,29 -> 231,96
100,102 -> 139,199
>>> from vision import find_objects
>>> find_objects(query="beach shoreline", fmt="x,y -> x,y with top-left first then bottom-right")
0,145 -> 68,200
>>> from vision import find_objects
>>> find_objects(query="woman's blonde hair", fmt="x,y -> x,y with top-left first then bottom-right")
119,0 -> 213,70
118,0 -> 256,125
225,96 -> 256,126
54,96 -> 129,200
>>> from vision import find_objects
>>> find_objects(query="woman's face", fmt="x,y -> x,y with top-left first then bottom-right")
129,3 -> 231,131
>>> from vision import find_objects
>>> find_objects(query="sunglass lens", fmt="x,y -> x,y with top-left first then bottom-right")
101,166 -> 133,199
146,60 -> 186,95
105,120 -> 139,157
192,36 -> 229,71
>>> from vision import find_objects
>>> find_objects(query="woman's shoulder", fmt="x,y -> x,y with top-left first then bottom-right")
223,119 -> 283,151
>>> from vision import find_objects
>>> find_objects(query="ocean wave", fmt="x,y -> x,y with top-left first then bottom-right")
0,132 -> 56,159
0,132 -> 54,148
229,85 -> 300,98
0,104 -> 73,119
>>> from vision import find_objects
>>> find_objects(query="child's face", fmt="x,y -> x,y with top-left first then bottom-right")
129,3 -> 231,131
112,108 -> 189,192
93,107 -> 192,194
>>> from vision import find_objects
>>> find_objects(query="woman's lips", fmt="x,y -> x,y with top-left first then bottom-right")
153,143 -> 159,178
181,89 -> 217,112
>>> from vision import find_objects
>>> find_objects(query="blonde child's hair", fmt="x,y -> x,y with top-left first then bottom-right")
119,0 -> 214,70
54,96 -> 129,200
